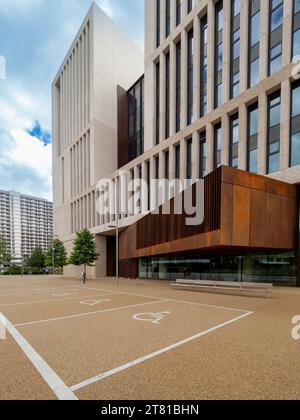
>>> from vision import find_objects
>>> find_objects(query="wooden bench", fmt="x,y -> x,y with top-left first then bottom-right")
171,279 -> 273,298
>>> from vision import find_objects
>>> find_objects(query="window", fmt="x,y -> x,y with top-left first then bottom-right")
166,0 -> 170,38
199,131 -> 206,178
165,52 -> 170,139
176,0 -> 182,26
230,0 -> 241,98
290,81 -> 300,167
187,29 -> 194,125
215,2 -> 224,108
267,91 -> 281,173
176,41 -> 181,133
164,150 -> 170,180
293,0 -> 300,58
175,144 -> 180,179
247,103 -> 259,173
268,0 -> 283,76
155,62 -> 160,145
186,139 -> 193,182
128,77 -> 144,162
248,0 -> 260,88
188,0 -> 194,13
200,16 -> 208,117
214,123 -> 222,169
230,114 -> 239,168
156,0 -> 161,48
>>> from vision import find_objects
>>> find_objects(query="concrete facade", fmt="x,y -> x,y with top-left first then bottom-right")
52,3 -> 144,277
53,0 -> 300,278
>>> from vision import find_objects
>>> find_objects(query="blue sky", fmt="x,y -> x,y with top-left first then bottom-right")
0,0 -> 144,200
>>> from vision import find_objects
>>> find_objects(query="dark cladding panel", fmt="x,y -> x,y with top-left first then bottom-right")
117,85 -> 129,169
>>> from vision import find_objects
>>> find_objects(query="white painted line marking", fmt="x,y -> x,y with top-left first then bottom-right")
0,312 -> 78,401
133,311 -> 171,325
71,311 -> 254,392
72,285 -> 250,313
15,299 -> 170,327
0,293 -> 117,308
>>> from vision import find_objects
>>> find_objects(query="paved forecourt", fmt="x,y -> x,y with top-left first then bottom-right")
0,276 -> 254,400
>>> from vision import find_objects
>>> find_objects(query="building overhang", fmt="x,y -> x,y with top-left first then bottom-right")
119,166 -> 299,265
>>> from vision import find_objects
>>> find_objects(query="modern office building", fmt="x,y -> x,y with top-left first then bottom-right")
53,1 -> 300,286
0,190 -> 53,268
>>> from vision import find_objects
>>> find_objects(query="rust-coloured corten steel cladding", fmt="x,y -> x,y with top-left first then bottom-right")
117,167 -> 299,278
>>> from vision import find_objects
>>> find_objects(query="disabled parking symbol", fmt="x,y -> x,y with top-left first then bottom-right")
80,299 -> 111,306
133,312 -> 171,325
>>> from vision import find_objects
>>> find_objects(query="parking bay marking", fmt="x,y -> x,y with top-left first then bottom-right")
71,311 -> 254,392
0,312 -> 78,400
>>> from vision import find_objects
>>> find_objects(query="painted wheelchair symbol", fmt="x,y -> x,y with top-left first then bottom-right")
133,311 -> 171,325
80,299 -> 111,306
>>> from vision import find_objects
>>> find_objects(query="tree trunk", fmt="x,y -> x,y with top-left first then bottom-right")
83,264 -> 86,284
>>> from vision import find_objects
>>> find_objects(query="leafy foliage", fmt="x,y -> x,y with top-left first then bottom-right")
25,248 -> 46,273
0,236 -> 11,266
45,239 -> 68,269
69,229 -> 99,280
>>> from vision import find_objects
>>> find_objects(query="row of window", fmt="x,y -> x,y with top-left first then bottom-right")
154,80 -> 300,191
155,0 -> 300,144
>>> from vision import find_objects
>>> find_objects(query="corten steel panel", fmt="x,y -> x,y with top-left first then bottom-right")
280,196 -> 298,249
135,168 -> 222,250
117,85 -> 129,169
250,189 -> 267,248
220,182 -> 233,246
266,193 -> 281,248
232,185 -> 251,247
118,167 -> 299,267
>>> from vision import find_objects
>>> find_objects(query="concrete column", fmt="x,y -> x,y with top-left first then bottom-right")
221,114 -> 230,166
144,60 -> 156,151
181,29 -> 188,130
260,0 -> 269,81
280,79 -> 291,171
257,92 -> 268,175
239,0 -> 249,93
145,0 -> 156,55
194,15 -> 201,121
238,103 -> 248,170
170,41 -> 176,137
222,0 -> 231,103
282,0 -> 293,66
182,0 -> 188,18
169,143 -> 176,180
207,0 -> 215,114
170,0 -> 176,32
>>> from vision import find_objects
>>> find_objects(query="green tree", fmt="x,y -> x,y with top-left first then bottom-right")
45,239 -> 67,273
68,229 -> 99,283
25,248 -> 46,274
0,236 -> 11,267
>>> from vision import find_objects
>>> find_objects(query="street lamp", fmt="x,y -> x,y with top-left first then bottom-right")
52,235 -> 58,276
108,212 -> 119,286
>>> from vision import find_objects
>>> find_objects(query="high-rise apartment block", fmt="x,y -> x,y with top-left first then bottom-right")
53,1 -> 300,286
0,190 -> 53,267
